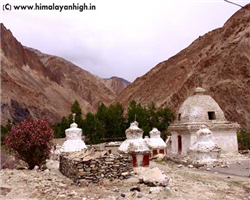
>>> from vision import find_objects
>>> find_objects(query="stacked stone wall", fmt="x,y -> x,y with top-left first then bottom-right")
59,153 -> 133,183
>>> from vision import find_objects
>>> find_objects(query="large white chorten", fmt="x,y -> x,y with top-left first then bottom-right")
168,87 -> 240,156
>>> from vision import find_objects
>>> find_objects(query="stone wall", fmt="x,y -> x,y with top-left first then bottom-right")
59,152 -> 133,183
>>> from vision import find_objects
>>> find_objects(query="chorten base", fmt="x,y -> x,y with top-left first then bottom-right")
61,140 -> 87,152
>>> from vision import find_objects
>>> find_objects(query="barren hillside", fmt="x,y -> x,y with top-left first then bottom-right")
1,23 -> 116,124
102,76 -> 130,95
117,4 -> 250,131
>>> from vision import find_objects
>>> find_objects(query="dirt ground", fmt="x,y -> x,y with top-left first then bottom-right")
1,158 -> 250,200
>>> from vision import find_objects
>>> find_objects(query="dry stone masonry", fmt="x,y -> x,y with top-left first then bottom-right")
59,148 -> 133,183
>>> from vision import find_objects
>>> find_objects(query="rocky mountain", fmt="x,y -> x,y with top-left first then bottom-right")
117,4 -> 250,131
102,76 -> 130,95
1,23 -> 116,125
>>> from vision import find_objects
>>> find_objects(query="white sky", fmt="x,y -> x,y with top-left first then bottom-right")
1,0 -> 249,82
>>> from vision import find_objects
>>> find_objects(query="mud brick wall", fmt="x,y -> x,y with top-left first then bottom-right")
59,153 -> 133,183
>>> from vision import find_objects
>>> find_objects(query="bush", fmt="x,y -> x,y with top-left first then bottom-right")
5,118 -> 54,169
1,126 -> 9,145
237,130 -> 250,150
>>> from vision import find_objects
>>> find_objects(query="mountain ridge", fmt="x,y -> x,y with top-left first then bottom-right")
116,4 -> 250,131
102,76 -> 130,95
0,23 -> 118,125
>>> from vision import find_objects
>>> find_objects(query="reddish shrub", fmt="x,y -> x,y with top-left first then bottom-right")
5,118 -> 54,169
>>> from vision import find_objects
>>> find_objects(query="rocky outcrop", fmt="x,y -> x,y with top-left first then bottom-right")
1,23 -> 116,125
116,4 -> 250,131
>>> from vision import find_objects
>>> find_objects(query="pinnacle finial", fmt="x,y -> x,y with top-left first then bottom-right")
73,113 -> 76,123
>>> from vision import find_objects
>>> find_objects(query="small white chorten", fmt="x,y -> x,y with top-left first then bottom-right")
118,121 -> 150,167
188,128 -> 221,164
61,114 -> 87,152
146,128 -> 167,156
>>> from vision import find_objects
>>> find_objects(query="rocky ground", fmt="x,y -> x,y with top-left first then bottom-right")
1,158 -> 250,200
199,153 -> 250,177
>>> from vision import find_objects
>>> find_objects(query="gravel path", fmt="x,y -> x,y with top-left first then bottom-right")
200,160 -> 250,177
1,159 -> 250,200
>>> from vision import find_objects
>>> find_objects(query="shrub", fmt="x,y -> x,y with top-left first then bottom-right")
5,118 -> 54,169
0,133 -> 6,146
1,126 -> 9,145
237,130 -> 250,150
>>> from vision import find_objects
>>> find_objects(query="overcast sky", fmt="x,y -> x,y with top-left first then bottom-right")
1,0 -> 249,82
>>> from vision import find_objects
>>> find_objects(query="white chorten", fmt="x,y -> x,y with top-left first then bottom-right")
118,121 -> 150,153
168,87 -> 239,155
61,114 -> 87,152
118,121 -> 150,167
188,128 -> 221,164
189,128 -> 219,152
146,128 -> 166,155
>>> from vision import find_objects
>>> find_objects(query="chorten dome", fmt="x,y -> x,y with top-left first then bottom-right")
178,87 -> 226,123
146,128 -> 166,149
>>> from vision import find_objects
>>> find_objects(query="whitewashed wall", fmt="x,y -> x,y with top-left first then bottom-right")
171,131 -> 193,155
212,130 -> 238,153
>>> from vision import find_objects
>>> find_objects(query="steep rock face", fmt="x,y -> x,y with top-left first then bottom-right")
1,23 -> 116,125
117,5 -> 250,131
102,76 -> 130,95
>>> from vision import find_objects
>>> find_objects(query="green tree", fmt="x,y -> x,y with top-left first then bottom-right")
156,107 -> 176,140
106,103 -> 126,139
6,119 -> 12,130
52,100 -> 84,138
0,125 -> 8,135
96,102 -> 126,141
52,123 -> 61,138
60,116 -> 69,138
1,125 -> 8,144
53,100 -> 175,143
147,102 -> 159,128
82,112 -> 104,144
96,103 -> 108,138
237,130 -> 250,150
1,120 -> 12,145
70,100 -> 84,128
127,100 -> 175,138
71,100 -> 82,115
127,100 -> 150,136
